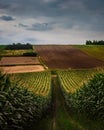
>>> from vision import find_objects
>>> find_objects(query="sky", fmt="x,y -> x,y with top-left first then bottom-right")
0,0 -> 104,45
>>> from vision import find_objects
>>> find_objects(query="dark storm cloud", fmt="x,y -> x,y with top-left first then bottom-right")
0,0 -> 104,44
0,15 -> 15,21
0,0 -> 104,22
0,2 -> 11,9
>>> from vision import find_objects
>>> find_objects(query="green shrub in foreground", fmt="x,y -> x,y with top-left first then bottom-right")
74,73 -> 104,119
0,72 -> 50,130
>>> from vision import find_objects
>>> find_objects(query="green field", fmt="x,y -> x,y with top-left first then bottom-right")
10,71 -> 51,96
32,68 -> 104,130
74,45 -> 104,61
0,44 -> 104,130
57,68 -> 104,94
0,49 -> 34,57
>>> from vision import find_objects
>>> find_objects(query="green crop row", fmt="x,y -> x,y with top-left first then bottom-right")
0,71 -> 51,130
10,71 -> 51,96
57,68 -> 104,119
0,49 -> 35,57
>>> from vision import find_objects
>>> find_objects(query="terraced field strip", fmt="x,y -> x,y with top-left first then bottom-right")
57,68 -> 104,94
10,71 -> 51,96
35,45 -> 104,69
0,49 -> 34,56
74,45 -> 104,61
0,56 -> 41,66
0,65 -> 45,74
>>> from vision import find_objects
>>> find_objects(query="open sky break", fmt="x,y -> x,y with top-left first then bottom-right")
0,0 -> 104,44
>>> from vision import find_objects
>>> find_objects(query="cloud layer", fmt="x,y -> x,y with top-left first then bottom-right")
0,0 -> 104,44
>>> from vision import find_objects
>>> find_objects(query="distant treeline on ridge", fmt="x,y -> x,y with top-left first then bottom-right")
5,43 -> 33,50
86,40 -> 104,45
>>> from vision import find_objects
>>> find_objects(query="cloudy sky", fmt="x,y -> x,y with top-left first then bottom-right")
0,0 -> 104,44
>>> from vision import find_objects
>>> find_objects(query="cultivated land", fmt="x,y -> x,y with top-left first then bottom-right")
35,45 -> 104,69
0,49 -> 34,56
0,56 -> 44,73
0,57 -> 40,66
0,65 -> 44,74
74,45 -> 104,61
0,45 -> 104,130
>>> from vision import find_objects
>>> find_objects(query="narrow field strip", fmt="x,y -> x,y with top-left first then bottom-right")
0,65 -> 45,74
0,56 -> 41,66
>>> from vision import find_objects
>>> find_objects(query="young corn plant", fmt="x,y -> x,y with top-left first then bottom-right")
0,71 -> 51,130
75,73 -> 104,119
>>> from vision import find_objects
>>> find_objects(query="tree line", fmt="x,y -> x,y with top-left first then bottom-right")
5,43 -> 33,50
86,40 -> 104,45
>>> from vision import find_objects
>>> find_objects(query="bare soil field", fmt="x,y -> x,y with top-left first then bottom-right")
35,45 -> 104,69
0,65 -> 44,74
0,57 -> 40,66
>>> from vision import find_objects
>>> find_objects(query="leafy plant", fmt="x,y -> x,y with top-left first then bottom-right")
74,73 -> 104,119
0,72 -> 51,130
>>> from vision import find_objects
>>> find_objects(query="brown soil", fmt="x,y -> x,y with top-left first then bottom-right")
35,45 -> 104,69
0,65 -> 44,74
0,57 -> 40,66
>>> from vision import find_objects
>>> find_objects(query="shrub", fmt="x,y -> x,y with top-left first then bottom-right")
74,73 -> 104,119
23,52 -> 37,56
0,72 -> 50,130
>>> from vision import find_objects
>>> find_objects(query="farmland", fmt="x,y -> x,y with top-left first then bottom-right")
0,44 -> 104,130
0,44 -> 43,73
57,68 -> 104,93
0,65 -> 44,73
10,71 -> 51,96
35,45 -> 104,69
0,57 -> 40,66
74,45 -> 104,61
0,71 -> 51,129
0,49 -> 34,56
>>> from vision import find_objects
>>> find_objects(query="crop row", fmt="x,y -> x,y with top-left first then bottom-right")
10,71 -> 51,97
0,71 -> 51,130
57,68 -> 104,108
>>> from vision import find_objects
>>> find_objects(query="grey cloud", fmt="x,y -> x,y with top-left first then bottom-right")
0,3 -> 10,9
19,23 -> 28,28
28,23 -> 53,31
0,0 -> 104,44
25,38 -> 37,43
0,15 -> 15,21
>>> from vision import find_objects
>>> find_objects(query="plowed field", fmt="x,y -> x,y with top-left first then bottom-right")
0,57 -> 40,66
0,65 -> 44,74
35,45 -> 104,69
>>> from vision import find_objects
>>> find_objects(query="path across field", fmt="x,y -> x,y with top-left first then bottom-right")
35,45 -> 104,69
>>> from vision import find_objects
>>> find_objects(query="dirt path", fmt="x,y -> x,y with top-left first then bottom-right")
52,76 -> 86,130
35,45 -> 104,69
33,75 -> 86,130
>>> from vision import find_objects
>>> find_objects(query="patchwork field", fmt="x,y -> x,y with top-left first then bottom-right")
35,45 -> 104,69
0,49 -> 34,56
0,44 -> 104,130
0,65 -> 44,74
74,45 -> 104,61
0,56 -> 40,66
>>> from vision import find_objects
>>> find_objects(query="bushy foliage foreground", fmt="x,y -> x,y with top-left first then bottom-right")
0,72 -> 51,130
58,72 -> 104,119
74,73 -> 104,119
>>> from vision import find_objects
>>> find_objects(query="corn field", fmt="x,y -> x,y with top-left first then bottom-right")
0,71 -> 52,130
